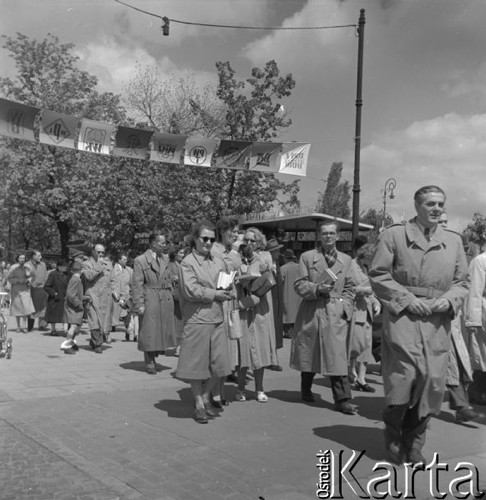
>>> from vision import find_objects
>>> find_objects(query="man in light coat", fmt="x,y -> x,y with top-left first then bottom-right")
82,244 -> 113,353
369,185 -> 468,467
290,221 -> 356,414
26,250 -> 49,331
132,232 -> 176,374
464,242 -> 486,405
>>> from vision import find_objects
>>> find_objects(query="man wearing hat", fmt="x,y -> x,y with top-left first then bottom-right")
280,249 -> 301,339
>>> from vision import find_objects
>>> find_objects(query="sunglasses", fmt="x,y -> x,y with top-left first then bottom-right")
200,237 -> 216,243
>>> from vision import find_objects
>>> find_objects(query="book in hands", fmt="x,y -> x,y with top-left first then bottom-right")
217,271 -> 237,290
321,268 -> 338,285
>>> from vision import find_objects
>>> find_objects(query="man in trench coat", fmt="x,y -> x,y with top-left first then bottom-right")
82,244 -> 114,353
290,221 -> 356,414
132,232 -> 176,374
369,185 -> 468,467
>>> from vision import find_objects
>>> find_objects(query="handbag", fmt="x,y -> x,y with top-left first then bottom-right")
250,271 -> 276,298
238,293 -> 260,310
227,307 -> 242,340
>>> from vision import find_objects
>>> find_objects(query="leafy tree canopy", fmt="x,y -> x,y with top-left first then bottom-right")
315,162 -> 351,219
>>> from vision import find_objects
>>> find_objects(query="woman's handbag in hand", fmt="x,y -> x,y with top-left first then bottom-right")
238,293 -> 260,310
250,271 -> 276,298
227,305 -> 242,340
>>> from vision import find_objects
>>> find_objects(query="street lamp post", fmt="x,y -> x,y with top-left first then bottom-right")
382,177 -> 396,228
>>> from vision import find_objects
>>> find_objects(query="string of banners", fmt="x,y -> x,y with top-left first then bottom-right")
0,97 -> 310,177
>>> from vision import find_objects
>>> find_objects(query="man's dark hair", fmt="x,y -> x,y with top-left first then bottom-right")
149,230 -> 171,246
413,185 -> 446,202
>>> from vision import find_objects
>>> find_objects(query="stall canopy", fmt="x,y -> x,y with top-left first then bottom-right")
240,212 -> 373,233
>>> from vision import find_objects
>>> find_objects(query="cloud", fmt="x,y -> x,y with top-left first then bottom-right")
75,36 -> 217,94
346,113 -> 486,231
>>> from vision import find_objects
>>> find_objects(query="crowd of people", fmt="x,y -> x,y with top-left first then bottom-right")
0,184 -> 484,467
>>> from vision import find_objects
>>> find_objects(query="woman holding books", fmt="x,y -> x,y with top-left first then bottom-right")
233,227 -> 278,403
175,220 -> 233,424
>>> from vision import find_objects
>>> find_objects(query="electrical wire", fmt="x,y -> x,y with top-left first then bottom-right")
114,0 -> 357,31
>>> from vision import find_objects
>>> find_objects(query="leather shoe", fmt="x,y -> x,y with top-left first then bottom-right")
384,440 -> 404,464
268,364 -> 283,371
456,407 -> 480,423
63,348 -> 76,355
194,408 -> 208,424
210,398 -> 224,409
146,365 -> 156,375
203,403 -> 220,418
302,391 -> 315,403
354,381 -> 376,393
94,346 -> 102,354
406,448 -> 426,469
334,401 -> 356,415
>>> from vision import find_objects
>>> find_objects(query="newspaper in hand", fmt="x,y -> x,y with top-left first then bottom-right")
217,270 -> 237,290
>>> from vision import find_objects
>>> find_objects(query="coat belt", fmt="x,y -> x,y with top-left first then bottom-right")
145,285 -> 171,290
405,286 -> 445,299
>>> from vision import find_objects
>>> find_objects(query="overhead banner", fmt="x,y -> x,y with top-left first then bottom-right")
113,126 -> 153,159
278,143 -> 310,177
184,137 -> 219,168
0,98 -> 38,141
77,118 -> 115,155
249,142 -> 282,172
39,110 -> 80,149
150,132 -> 186,165
214,140 -> 252,170
0,98 -> 310,177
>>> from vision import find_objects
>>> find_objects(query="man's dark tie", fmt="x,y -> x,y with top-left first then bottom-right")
324,248 -> 338,267
424,228 -> 430,242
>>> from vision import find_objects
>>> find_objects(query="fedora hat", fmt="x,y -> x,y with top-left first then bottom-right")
283,249 -> 295,259
265,238 -> 284,252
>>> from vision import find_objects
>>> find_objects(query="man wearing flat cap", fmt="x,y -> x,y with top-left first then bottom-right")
369,185 -> 468,467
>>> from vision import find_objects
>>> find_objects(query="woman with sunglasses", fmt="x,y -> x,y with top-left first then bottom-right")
175,220 -> 233,424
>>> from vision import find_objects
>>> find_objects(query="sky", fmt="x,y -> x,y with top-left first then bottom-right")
1,0 -> 486,232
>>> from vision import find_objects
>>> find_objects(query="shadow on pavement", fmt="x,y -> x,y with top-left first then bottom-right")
266,389 -> 336,410
119,361 -> 171,373
313,425 -> 384,461
351,395 -> 385,421
434,409 -> 485,429
154,387 -> 195,419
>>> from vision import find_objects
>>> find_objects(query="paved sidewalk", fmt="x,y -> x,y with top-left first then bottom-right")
0,310 -> 485,500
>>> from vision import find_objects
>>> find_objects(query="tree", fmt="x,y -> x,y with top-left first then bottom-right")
124,60 -> 300,221
359,208 -> 394,243
315,162 -> 351,218
465,213 -> 486,246
0,33 -> 126,258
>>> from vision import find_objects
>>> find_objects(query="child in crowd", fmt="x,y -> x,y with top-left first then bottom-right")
61,262 -> 89,354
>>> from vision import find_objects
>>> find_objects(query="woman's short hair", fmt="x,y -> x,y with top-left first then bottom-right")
15,254 -> 26,263
169,243 -> 186,261
216,218 -> 237,242
356,243 -> 377,261
190,220 -> 216,248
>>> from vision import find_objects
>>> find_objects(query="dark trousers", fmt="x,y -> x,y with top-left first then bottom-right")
90,329 -> 103,348
301,372 -> 351,402
447,382 -> 469,410
383,403 -> 431,452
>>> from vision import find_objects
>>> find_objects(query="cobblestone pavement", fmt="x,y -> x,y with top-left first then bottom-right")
0,310 -> 485,500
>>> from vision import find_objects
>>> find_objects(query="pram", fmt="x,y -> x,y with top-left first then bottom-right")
0,311 -> 12,359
